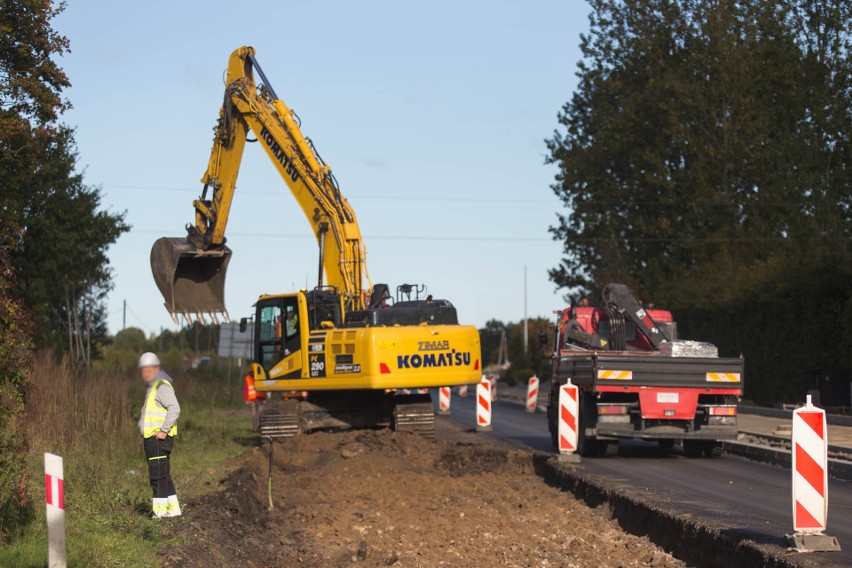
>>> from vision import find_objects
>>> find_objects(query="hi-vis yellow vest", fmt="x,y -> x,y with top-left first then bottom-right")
143,379 -> 178,438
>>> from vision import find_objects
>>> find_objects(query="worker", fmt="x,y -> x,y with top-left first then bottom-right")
137,352 -> 181,519
285,307 -> 298,336
243,372 -> 257,404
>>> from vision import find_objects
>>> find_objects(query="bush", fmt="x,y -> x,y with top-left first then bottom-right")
508,367 -> 537,386
0,254 -> 34,539
2,350 -> 246,566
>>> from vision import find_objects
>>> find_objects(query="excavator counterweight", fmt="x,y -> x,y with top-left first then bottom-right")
150,237 -> 231,323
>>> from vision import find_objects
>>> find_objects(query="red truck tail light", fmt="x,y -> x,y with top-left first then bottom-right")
708,406 -> 736,416
597,404 -> 630,415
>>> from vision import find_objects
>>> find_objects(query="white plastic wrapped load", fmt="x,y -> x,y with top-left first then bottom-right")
657,340 -> 719,358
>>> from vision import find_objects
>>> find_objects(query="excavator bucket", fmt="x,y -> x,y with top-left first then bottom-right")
150,237 -> 232,324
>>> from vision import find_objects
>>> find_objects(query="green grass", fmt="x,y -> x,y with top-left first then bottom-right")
0,355 -> 252,568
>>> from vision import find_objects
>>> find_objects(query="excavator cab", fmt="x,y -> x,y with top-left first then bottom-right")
150,237 -> 232,323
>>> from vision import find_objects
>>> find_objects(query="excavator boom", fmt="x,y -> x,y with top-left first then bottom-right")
151,47 -> 370,323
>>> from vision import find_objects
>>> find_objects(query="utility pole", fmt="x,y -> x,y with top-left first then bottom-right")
122,299 -> 126,330
523,265 -> 528,354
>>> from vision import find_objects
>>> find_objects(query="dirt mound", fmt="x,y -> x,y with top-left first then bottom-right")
162,428 -> 683,567
435,443 -> 524,477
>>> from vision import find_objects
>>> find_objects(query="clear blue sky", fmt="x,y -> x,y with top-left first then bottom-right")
53,1 -> 589,336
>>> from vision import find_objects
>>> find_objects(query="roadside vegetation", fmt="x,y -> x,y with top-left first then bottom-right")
0,351 -> 248,567
547,0 -> 852,404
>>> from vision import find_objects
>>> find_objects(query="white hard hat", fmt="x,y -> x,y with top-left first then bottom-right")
138,352 -> 161,368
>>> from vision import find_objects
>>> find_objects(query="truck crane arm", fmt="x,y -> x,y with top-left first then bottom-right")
151,46 -> 371,323
602,283 -> 670,350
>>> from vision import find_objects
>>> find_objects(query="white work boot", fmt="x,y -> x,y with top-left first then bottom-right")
152,497 -> 168,518
164,494 -> 182,517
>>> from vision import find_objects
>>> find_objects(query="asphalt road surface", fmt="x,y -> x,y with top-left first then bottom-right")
443,392 -> 852,567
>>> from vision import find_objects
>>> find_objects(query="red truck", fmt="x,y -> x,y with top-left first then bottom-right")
547,284 -> 744,457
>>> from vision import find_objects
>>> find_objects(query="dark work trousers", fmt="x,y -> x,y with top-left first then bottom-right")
143,435 -> 176,499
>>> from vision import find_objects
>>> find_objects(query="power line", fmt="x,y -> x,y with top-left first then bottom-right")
129,229 -> 551,242
125,229 -> 816,243
101,183 -> 817,208
101,184 -> 555,204
124,302 -> 152,331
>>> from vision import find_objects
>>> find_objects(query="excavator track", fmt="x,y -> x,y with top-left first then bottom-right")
392,394 -> 435,440
258,399 -> 301,439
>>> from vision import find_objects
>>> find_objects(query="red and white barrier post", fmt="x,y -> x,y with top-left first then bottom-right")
558,380 -> 579,458
787,395 -> 841,552
490,377 -> 497,402
438,386 -> 451,415
476,379 -> 492,432
45,452 -> 66,568
458,384 -> 468,398
526,376 -> 540,413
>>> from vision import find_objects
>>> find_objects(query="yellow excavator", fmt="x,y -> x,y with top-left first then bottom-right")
151,46 -> 481,438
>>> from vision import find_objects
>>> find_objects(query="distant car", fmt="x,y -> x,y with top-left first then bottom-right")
186,356 -> 212,371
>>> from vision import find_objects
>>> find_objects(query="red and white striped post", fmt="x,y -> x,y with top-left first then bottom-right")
788,395 -> 841,552
45,453 -> 66,568
526,376 -> 540,413
438,386 -> 451,415
476,379 -> 492,432
558,380 -> 579,456
417,388 -> 429,395
490,376 -> 497,402
458,384 -> 468,398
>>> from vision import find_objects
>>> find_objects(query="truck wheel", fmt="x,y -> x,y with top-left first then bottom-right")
704,443 -> 723,458
683,440 -> 703,458
658,439 -> 674,454
602,442 -> 619,457
577,392 -> 599,457
547,392 -> 558,450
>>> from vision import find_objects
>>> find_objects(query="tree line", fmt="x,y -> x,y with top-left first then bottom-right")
0,0 -> 128,536
547,0 -> 851,404
1,1 -> 128,364
479,317 -> 556,383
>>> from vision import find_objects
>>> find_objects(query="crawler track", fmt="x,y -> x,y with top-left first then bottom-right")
393,396 -> 436,439
258,399 -> 301,439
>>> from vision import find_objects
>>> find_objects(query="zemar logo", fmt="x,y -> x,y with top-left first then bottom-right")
418,340 -> 449,351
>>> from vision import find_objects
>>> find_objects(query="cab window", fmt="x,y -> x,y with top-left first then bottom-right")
257,297 -> 301,372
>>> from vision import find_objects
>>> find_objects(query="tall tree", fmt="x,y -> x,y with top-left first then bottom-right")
0,0 -> 129,361
547,0 -> 851,402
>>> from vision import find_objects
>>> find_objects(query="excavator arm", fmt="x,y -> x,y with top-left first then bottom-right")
151,47 -> 371,323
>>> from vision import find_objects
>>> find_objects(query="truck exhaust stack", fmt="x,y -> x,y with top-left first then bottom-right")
150,237 -> 231,324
